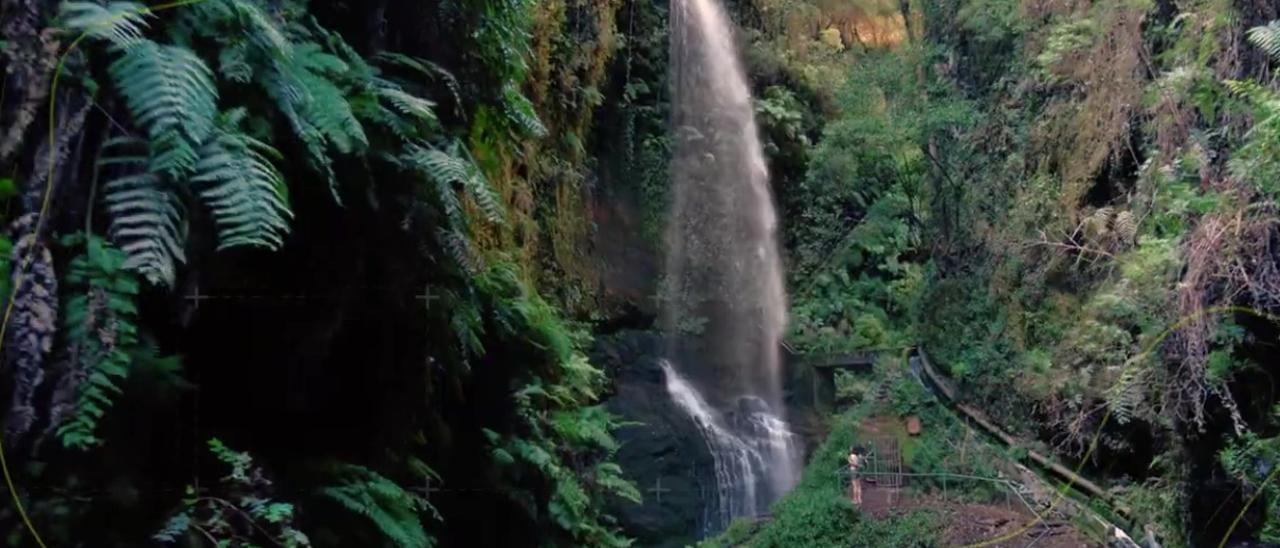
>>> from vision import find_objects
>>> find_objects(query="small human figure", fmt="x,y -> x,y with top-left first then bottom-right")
847,445 -> 865,505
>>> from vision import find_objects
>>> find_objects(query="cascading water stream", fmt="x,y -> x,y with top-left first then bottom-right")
661,0 -> 799,533
661,360 -> 765,525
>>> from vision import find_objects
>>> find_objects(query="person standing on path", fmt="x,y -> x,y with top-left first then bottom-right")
847,445 -> 865,505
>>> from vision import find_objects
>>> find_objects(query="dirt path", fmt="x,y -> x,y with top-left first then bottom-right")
852,415 -> 1097,547
857,484 -> 1095,547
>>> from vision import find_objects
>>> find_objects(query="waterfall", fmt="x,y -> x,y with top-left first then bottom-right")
661,361 -> 799,532
661,0 -> 799,532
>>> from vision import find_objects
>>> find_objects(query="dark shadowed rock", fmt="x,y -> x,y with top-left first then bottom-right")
594,330 -> 717,547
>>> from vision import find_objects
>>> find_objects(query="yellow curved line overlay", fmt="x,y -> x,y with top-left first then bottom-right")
1,2 -> 206,545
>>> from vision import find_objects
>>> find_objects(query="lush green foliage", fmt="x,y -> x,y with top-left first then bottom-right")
2,0 -> 635,545
1221,422 -> 1280,544
51,234 -> 141,450
317,463 -> 436,548
775,0 -> 1280,543
476,261 -> 640,546
154,439 -> 310,547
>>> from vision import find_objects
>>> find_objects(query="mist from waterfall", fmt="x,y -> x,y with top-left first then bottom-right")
661,0 -> 799,533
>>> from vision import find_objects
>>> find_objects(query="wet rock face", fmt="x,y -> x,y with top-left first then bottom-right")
594,330 -> 717,547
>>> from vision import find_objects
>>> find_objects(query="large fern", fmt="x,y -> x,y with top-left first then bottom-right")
108,40 -> 219,178
261,42 -> 367,200
98,137 -> 188,287
190,109 -> 292,250
51,234 -> 141,450
318,463 -> 435,548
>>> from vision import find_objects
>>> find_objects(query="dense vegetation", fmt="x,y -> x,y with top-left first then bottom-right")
7,0 -> 1280,545
765,0 -> 1280,544
0,0 -> 639,545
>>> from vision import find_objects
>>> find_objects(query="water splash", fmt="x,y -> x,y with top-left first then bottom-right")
661,361 -> 799,531
661,0 -> 799,530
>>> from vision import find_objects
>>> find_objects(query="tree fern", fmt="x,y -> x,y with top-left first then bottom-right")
98,137 -> 187,287
108,40 -> 218,178
190,109 -> 292,251
318,463 -> 435,548
58,1 -> 153,49
51,234 -> 140,450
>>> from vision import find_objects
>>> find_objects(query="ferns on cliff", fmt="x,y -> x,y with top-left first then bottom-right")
50,234 -> 141,450
97,137 -> 187,287
96,110 -> 292,287
1228,22 -> 1280,197
474,262 -> 638,547
191,109 -> 292,250
109,41 -> 219,178
404,141 -> 505,227
155,439 -> 311,547
12,1 -> 630,545
68,3 -> 295,286
318,463 -> 436,548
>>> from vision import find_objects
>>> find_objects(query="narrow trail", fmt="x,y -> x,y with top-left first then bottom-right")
903,348 -> 1143,547
850,415 -> 1095,547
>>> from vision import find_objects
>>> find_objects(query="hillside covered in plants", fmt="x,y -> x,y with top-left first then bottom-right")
4,0 -> 1280,546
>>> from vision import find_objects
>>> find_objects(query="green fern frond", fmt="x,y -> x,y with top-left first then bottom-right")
58,1 -> 153,48
53,234 -> 141,450
262,43 -> 368,201
190,110 -> 293,251
187,0 -> 292,60
404,142 -> 505,226
550,407 -> 618,451
503,84 -> 547,138
98,138 -> 187,287
292,49 -> 367,154
438,229 -> 482,274
594,462 -> 642,504
355,85 -> 441,140
318,463 -> 435,548
1249,22 -> 1280,63
1224,79 -> 1276,106
379,87 -> 439,126
374,53 -> 463,116
404,144 -> 466,228
109,41 -> 218,178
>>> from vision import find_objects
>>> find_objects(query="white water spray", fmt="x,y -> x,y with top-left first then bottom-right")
662,0 -> 799,532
